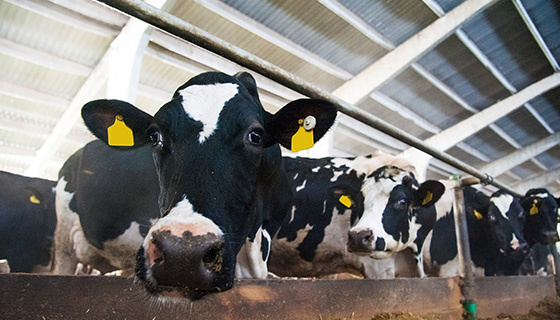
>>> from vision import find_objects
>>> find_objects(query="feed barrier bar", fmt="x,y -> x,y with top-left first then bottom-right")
96,0 -> 523,198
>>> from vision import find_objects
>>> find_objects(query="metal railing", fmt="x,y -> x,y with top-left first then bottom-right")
96,0 -> 523,197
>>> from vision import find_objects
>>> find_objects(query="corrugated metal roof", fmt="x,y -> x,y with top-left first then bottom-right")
0,0 -> 558,196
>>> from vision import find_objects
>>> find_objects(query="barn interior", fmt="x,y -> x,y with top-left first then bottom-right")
0,0 -> 559,197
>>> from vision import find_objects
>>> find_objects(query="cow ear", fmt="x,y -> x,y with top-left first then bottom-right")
329,185 -> 361,209
413,180 -> 445,207
264,99 -> 337,150
82,99 -> 153,148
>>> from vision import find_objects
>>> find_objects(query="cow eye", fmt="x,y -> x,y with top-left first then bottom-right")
488,214 -> 497,222
150,131 -> 163,150
248,129 -> 263,146
394,198 -> 407,209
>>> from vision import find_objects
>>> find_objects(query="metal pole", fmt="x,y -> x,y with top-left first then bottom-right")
550,244 -> 560,296
95,0 -> 522,197
451,175 -> 477,319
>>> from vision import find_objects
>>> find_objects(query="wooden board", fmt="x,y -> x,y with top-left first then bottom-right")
0,274 -> 555,319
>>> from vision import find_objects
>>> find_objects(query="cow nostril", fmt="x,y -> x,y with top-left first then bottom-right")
203,240 -> 224,273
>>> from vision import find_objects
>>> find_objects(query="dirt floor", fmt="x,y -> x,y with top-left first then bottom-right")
368,295 -> 560,320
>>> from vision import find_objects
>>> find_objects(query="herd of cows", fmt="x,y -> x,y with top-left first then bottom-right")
1,71 -> 559,302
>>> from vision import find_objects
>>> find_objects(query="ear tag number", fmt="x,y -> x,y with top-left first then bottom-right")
339,195 -> 352,208
29,195 -> 40,204
529,203 -> 538,215
291,116 -> 316,152
108,115 -> 134,147
474,210 -> 483,220
422,191 -> 433,206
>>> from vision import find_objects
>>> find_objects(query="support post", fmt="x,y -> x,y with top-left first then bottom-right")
451,175 -> 477,319
550,244 -> 560,296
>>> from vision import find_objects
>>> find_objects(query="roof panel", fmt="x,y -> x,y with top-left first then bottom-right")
535,146 -> 560,170
461,0 -> 554,90
521,0 -> 560,64
417,35 -> 511,111
338,0 -> 436,46
494,107 -> 552,146
220,0 -> 387,75
379,67 -> 470,130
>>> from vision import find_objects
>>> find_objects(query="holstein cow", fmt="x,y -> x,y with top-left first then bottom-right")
422,187 -> 529,277
519,189 -> 559,275
520,188 -> 559,247
53,71 -> 337,300
0,171 -> 57,273
269,153 -> 445,278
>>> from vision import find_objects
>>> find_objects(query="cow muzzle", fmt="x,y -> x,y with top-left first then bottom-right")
135,229 -> 232,300
347,229 -> 375,253
539,231 -> 559,245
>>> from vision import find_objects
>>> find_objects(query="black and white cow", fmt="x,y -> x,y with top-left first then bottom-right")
53,71 -> 337,300
0,171 -> 57,273
520,188 -> 559,247
422,187 -> 529,277
519,189 -> 559,275
268,153 -> 444,278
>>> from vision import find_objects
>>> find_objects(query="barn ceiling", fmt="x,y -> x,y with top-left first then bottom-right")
0,0 -> 559,197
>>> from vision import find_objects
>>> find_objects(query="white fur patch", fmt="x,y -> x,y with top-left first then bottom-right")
491,193 -> 514,220
235,227 -> 270,279
143,198 -> 223,249
178,83 -> 239,143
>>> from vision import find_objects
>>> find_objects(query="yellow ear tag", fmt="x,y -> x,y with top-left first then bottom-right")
474,210 -> 483,220
530,203 -> 538,215
29,195 -> 40,204
339,195 -> 352,208
422,191 -> 433,206
291,116 -> 315,152
107,115 -> 134,146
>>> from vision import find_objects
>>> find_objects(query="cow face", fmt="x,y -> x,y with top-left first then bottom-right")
347,165 -> 444,259
82,72 -> 336,300
487,192 -> 528,262
521,188 -> 559,246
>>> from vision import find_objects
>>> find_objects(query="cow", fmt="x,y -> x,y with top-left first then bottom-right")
52,71 -> 337,300
520,188 -> 559,247
422,187 -> 529,277
0,171 -> 57,273
520,190 -> 560,275
268,153 -> 445,279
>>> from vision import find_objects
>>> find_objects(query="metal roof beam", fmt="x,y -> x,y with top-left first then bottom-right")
425,0 -> 555,138
45,0 -> 128,28
514,168 -> 560,194
316,0 -> 395,51
402,72 -> 560,154
0,37 -> 92,77
0,80 -> 70,106
194,0 -> 353,80
5,0 -> 121,37
512,0 -> 560,72
332,0 -> 497,105
150,30 -> 304,101
479,132 -> 560,176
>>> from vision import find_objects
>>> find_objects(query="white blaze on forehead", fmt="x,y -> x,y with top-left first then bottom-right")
491,194 -> 514,220
179,83 -> 239,143
143,198 -> 223,248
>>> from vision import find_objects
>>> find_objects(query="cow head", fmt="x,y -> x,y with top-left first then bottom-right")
521,188 -> 559,246
347,160 -> 444,259
487,191 -> 528,263
81,71 -> 336,300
